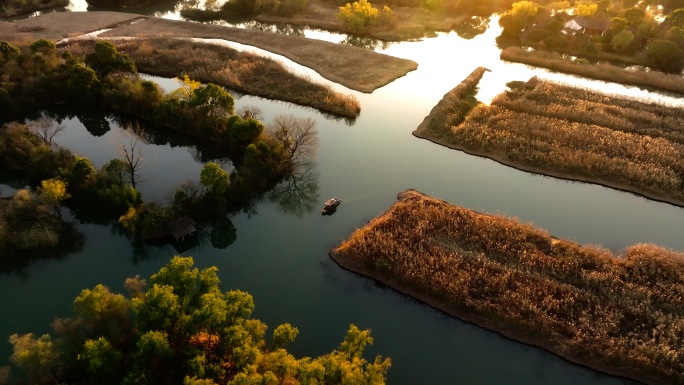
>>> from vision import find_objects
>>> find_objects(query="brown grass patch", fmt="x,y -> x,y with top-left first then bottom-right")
501,47 -> 684,95
415,77 -> 684,206
331,189 -> 684,385
81,37 -> 361,119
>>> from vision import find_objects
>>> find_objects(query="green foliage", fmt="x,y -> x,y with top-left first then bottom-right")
79,337 -> 123,380
272,323 -> 299,349
200,162 -> 231,196
338,0 -> 379,33
67,63 -> 101,99
0,40 -> 20,62
665,7 -> 684,28
645,38 -> 684,73
623,7 -> 645,25
665,26 -> 684,48
85,41 -> 137,77
189,83 -> 235,118
29,39 -> 57,52
611,29 -> 634,52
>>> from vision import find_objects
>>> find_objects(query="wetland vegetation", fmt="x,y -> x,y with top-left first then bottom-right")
331,189 -> 684,385
415,75 -> 684,206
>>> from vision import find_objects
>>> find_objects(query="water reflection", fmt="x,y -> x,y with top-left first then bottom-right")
454,16 -> 490,40
267,160 -> 320,217
210,215 -> 237,249
340,35 -> 393,50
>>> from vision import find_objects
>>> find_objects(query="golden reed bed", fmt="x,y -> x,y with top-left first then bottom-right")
332,190 -> 684,385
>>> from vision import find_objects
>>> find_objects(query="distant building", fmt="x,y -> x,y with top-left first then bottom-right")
564,16 -> 610,36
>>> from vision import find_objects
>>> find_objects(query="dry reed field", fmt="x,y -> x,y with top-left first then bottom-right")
331,189 -> 684,385
501,47 -> 684,95
413,66 -> 487,139
88,38 -> 361,119
417,76 -> 684,206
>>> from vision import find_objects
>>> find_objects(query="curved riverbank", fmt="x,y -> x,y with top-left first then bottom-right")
331,189 -> 684,385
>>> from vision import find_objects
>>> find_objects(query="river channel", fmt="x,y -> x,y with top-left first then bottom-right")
2,2 -> 684,384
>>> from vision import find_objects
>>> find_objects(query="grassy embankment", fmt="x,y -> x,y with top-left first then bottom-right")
331,189 -> 684,385
67,38 -> 361,120
501,47 -> 684,95
414,75 -> 684,206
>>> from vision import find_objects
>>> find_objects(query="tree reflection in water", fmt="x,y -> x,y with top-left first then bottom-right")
267,159 -> 319,217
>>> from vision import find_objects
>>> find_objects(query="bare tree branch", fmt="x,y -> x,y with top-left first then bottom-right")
28,115 -> 64,146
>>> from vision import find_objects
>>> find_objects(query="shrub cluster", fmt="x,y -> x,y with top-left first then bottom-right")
332,190 -> 684,385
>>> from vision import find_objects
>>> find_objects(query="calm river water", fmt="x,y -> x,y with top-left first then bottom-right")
2,2 -> 684,384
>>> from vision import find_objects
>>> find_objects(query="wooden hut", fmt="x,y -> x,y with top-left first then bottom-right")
168,216 -> 197,242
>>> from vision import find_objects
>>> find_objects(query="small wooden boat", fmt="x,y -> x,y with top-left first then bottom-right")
321,197 -> 341,215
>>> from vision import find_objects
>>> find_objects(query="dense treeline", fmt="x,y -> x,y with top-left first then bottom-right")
331,190 -> 684,385
498,0 -> 684,73
6,256 -> 391,384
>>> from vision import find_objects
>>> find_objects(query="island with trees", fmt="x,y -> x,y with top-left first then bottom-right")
0,37 -> 321,263
331,189 -> 684,385
5,256 -> 391,384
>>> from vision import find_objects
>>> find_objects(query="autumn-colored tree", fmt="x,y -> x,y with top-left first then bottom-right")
39,178 -> 69,217
498,1 -> 541,37
338,0 -> 379,32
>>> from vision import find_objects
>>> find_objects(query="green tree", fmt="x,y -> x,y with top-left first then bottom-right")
200,162 -> 231,196
665,8 -> 684,29
623,7 -> 645,25
611,29 -> 634,52
85,41 -> 136,77
0,40 -> 20,63
189,83 -> 235,118
272,323 -> 299,349
79,337 -> 123,382
665,26 -> 684,47
73,284 -> 132,340
645,38 -> 684,73
67,63 -> 101,99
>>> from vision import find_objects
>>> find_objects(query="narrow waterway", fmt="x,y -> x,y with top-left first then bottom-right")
3,3 -> 684,384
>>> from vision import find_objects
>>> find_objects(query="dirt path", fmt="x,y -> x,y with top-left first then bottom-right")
0,11 -> 418,93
